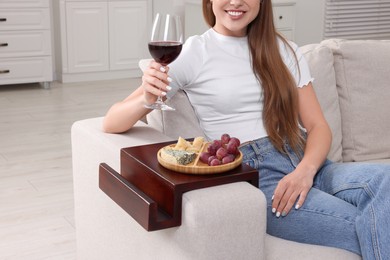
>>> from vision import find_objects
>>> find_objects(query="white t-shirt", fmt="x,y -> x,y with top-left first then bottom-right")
168,29 -> 313,143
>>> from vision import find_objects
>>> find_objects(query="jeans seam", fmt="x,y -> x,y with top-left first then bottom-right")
363,184 -> 380,260
327,183 -> 367,195
364,181 -> 381,260
267,204 -> 356,224
370,205 -> 381,260
360,185 -> 382,260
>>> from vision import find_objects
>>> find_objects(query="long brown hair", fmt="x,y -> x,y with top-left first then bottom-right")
203,0 -> 304,153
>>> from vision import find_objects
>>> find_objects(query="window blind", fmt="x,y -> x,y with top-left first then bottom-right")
324,0 -> 390,40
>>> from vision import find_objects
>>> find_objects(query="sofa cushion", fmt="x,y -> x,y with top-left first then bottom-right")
300,44 -> 343,162
146,90 -> 206,139
265,234 -> 360,260
323,39 -> 390,162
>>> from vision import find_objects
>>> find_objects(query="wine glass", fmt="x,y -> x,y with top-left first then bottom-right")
144,13 -> 183,111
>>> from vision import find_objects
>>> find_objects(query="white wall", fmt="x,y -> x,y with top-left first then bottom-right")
294,0 -> 325,45
153,0 -> 185,17
152,0 -> 186,38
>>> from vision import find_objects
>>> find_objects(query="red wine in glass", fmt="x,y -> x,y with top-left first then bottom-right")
144,13 -> 183,111
148,41 -> 183,66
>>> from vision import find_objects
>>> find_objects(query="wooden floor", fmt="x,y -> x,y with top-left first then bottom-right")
0,78 -> 140,259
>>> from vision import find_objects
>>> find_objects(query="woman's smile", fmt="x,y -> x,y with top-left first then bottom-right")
226,10 -> 246,19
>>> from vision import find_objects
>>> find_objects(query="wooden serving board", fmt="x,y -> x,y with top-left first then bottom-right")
157,142 -> 243,174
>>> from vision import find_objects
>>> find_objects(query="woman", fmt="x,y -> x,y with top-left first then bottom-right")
103,0 -> 390,258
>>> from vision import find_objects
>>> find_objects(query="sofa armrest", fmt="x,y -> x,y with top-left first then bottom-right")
177,182 -> 266,260
71,117 -> 266,259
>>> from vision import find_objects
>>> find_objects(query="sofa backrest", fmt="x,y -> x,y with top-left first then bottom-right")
300,43 -> 343,162
322,39 -> 390,162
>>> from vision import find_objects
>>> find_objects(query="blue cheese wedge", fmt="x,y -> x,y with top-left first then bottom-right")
161,148 -> 196,165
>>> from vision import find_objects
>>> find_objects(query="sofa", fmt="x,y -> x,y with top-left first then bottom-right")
71,39 -> 390,260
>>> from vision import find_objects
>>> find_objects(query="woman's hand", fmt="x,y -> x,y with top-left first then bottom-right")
271,165 -> 316,217
141,60 -> 172,106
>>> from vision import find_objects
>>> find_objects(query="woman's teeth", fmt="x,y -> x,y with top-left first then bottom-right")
227,11 -> 243,16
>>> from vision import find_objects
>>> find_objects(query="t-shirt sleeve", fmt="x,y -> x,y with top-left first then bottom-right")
166,35 -> 204,99
280,40 -> 313,88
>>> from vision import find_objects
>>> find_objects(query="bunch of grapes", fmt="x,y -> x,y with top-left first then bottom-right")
199,133 -> 241,166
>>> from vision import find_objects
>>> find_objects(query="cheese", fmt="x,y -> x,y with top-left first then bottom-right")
174,137 -> 190,150
186,136 -> 204,153
174,136 -> 204,153
161,148 -> 196,165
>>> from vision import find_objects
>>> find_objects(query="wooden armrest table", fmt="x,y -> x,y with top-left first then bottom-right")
99,141 -> 259,231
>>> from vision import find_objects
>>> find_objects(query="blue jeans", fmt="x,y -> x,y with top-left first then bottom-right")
239,136 -> 390,260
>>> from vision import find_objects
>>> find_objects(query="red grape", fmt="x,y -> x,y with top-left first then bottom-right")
221,133 -> 231,145
208,155 -> 218,165
222,154 -> 235,164
226,142 -> 238,155
228,137 -> 241,147
209,158 -> 222,166
211,140 -> 222,150
207,144 -> 217,155
199,152 -> 211,164
216,147 -> 228,160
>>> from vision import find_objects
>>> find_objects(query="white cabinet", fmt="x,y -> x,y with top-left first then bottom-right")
273,0 -> 296,41
65,2 -> 109,73
184,0 -> 296,41
109,2 -> 149,71
55,0 -> 152,83
0,0 -> 53,88
0,0 -> 49,8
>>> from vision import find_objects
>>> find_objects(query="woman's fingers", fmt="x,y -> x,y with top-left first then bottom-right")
148,61 -> 171,81
272,178 -> 310,218
142,66 -> 172,96
142,74 -> 167,95
280,190 -> 301,216
272,186 -> 296,217
294,190 -> 308,210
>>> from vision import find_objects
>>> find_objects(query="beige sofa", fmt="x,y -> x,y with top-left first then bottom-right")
71,39 -> 390,260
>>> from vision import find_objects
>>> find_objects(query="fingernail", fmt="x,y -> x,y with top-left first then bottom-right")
166,85 -> 172,91
160,67 -> 166,72
276,212 -> 281,218
295,204 -> 300,210
161,91 -> 167,96
271,195 -> 274,201
272,208 -> 276,214
281,211 -> 287,217
167,77 -> 172,82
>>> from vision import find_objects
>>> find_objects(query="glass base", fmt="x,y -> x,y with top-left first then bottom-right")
144,100 -> 175,111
